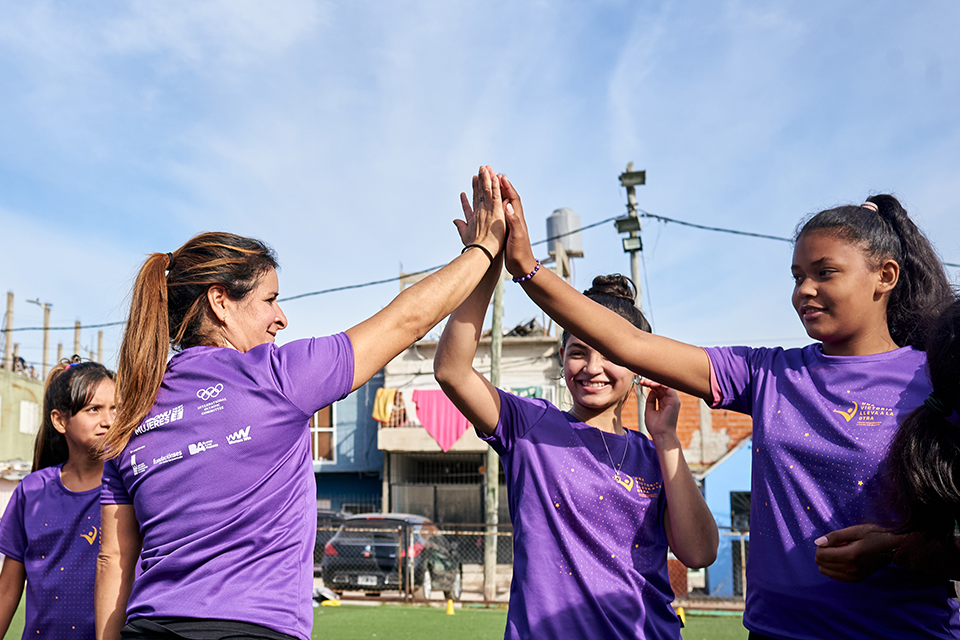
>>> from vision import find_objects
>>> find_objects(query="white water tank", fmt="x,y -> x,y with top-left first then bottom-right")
546,208 -> 584,258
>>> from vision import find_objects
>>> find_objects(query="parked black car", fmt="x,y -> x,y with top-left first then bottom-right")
313,510 -> 350,574
321,513 -> 462,600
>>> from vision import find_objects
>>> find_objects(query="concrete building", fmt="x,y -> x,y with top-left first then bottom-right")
377,330 -> 561,524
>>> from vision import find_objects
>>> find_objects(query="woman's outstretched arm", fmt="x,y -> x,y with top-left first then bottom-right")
434,252 -> 504,436
644,381 -> 719,568
346,166 -> 506,392
500,176 -> 714,401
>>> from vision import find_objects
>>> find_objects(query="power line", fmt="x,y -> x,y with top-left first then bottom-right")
3,211 -> 958,333
638,210 -> 792,243
2,320 -> 125,333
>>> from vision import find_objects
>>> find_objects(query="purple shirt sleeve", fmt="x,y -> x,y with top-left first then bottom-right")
0,483 -> 27,562
100,457 -> 131,506
265,333 -> 355,416
477,388 -> 551,454
703,345 -> 763,415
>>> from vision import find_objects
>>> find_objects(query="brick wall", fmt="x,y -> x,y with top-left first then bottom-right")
621,388 -> 752,467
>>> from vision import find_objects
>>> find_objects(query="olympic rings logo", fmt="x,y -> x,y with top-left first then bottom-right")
197,384 -> 224,401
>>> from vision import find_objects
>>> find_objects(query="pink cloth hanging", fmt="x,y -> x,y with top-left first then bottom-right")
412,389 -> 471,452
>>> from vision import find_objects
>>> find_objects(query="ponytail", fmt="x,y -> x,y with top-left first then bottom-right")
103,252 -> 172,459
102,233 -> 277,459
795,195 -> 952,349
886,296 -> 960,541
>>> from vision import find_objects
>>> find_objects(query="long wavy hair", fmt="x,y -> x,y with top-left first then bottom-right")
102,232 -> 277,459
794,194 -> 953,349
33,356 -> 115,472
885,296 -> 960,542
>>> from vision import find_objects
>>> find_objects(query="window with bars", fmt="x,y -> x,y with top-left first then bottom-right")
311,405 -> 336,464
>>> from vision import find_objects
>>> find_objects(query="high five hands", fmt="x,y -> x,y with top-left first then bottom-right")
457,169 -> 538,277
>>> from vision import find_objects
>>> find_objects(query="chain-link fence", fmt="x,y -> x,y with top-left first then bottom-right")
671,526 -> 749,608
317,521 -> 747,605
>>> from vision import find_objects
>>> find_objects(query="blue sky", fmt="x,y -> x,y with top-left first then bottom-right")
2,0 -> 958,370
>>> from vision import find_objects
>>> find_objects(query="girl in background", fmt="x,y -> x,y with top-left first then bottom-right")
435,254 -> 717,639
499,176 -> 957,640
0,358 -> 116,639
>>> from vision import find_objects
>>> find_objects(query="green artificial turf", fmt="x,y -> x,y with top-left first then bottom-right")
311,603 -> 747,639
4,597 -> 746,639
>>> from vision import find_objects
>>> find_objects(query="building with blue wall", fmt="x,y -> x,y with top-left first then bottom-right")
313,372 -> 384,513
697,437 -> 752,597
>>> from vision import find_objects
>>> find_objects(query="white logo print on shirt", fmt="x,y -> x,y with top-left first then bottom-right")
226,426 -> 252,444
197,384 -> 224,401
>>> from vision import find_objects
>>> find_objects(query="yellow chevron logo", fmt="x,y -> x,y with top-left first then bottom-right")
81,526 -> 98,545
833,402 -> 858,422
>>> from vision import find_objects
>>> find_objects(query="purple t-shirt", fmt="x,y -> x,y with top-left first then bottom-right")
0,464 -> 100,640
705,344 -> 960,640
101,334 -> 354,640
480,389 -> 679,640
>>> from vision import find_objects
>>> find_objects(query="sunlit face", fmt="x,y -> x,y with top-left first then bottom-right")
223,268 -> 288,352
562,336 -> 635,416
791,231 -> 892,356
54,378 -> 117,454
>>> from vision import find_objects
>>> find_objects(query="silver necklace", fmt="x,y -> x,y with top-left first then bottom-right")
570,408 -> 629,481
599,428 -> 629,482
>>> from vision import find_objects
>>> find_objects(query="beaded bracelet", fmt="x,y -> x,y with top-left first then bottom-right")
461,244 -> 494,265
512,260 -> 541,283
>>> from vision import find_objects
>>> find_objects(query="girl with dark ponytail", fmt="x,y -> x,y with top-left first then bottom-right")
499,175 -> 957,640
436,269 -> 717,639
0,357 -> 116,639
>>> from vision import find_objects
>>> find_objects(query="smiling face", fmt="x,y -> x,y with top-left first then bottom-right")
53,378 -> 117,456
791,231 -> 898,356
561,336 -> 635,418
221,268 -> 288,352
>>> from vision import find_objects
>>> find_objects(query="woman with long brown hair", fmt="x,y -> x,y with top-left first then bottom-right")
95,167 -> 505,640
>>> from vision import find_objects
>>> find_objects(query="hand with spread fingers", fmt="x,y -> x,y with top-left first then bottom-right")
457,165 -> 506,260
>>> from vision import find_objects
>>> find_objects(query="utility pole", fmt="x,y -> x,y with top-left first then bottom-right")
27,299 -> 52,380
616,162 -> 647,433
615,162 -> 646,309
2,292 -> 13,371
97,331 -> 103,364
74,321 -> 81,357
484,273 -> 504,602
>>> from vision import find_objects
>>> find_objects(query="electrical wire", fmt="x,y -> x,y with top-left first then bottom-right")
3,211 -> 957,333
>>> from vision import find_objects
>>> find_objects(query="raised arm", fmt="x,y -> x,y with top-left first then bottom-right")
346,166 -> 506,392
500,176 -> 713,401
434,252 -> 504,435
96,504 -> 142,640
643,381 -> 718,568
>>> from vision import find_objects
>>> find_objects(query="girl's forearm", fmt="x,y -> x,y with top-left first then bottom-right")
434,257 -> 504,434
654,433 -> 719,568
0,557 -> 25,638
519,267 -> 713,400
